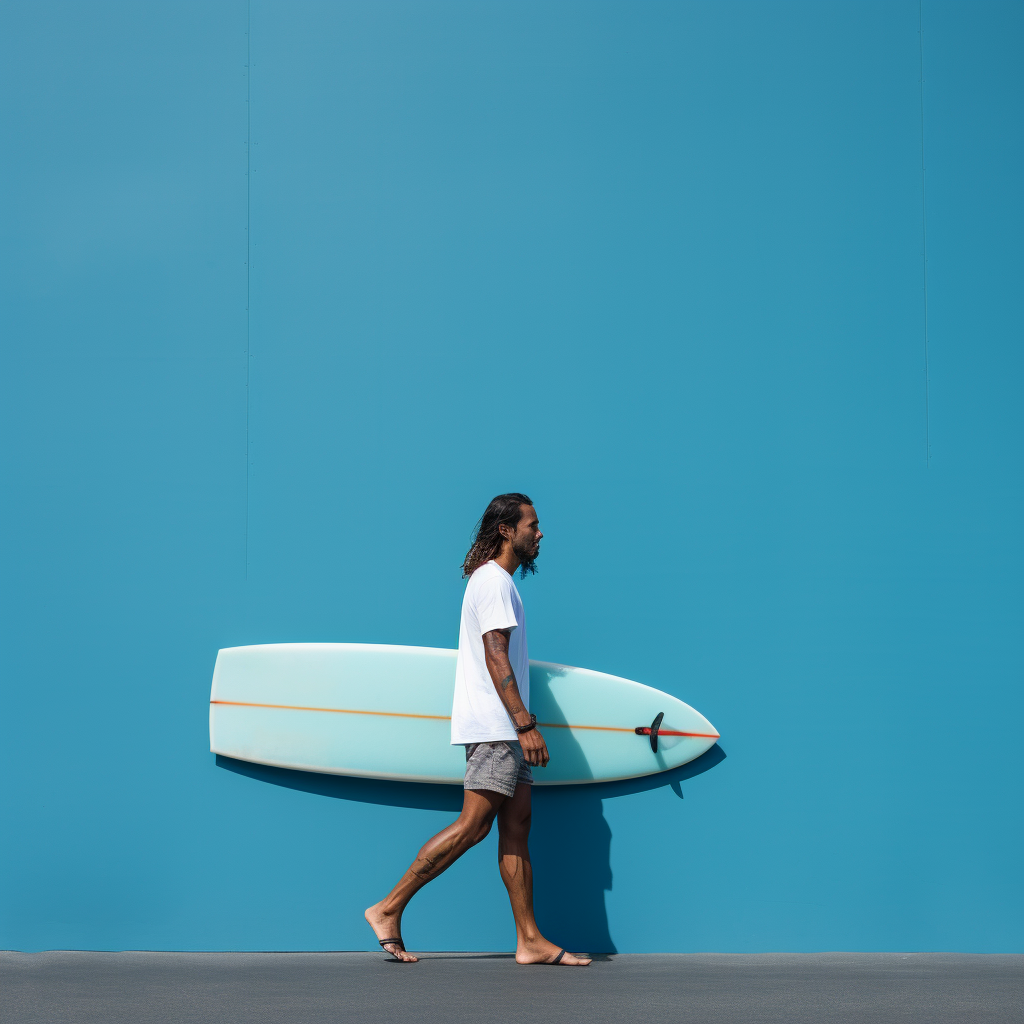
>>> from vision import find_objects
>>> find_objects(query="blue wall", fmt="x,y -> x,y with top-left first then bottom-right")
1,0 -> 1021,953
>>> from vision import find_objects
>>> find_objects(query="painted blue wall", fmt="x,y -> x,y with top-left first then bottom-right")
1,0 -> 1021,953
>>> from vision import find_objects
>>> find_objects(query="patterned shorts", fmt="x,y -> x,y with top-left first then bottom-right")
463,740 -> 534,798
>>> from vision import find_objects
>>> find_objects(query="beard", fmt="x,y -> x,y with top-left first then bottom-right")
513,537 -> 539,577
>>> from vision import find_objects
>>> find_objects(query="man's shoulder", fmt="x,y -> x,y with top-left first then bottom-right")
464,562 -> 515,602
467,561 -> 507,587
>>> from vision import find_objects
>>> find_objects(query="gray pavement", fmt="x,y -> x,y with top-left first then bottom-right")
2,951 -> 1021,1023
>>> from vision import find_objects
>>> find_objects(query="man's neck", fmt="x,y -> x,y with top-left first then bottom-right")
494,547 -> 520,578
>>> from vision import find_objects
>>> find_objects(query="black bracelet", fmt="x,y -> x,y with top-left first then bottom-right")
515,714 -> 537,735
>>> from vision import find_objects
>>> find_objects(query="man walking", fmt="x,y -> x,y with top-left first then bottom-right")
364,493 -> 591,966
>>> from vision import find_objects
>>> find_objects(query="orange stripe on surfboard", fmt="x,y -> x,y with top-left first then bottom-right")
209,699 -> 720,740
210,699 -> 450,722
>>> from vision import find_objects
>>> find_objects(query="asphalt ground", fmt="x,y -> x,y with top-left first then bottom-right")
2,951 -> 1021,1024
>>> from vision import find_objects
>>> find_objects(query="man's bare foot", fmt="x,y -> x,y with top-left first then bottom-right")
515,938 -> 592,966
364,901 -> 418,962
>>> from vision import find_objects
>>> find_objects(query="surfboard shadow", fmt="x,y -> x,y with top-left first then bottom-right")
215,755 -> 465,811
592,741 -> 727,798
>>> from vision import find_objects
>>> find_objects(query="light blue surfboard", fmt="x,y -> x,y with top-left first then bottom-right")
210,643 -> 719,785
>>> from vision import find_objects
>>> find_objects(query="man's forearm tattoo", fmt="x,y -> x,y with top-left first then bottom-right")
483,629 -> 528,725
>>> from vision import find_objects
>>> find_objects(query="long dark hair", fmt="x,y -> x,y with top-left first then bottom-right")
462,493 -> 535,578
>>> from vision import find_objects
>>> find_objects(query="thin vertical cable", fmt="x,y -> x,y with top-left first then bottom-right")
918,1 -> 932,467
245,1 -> 251,574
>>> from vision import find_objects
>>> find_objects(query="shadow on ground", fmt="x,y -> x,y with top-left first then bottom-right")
216,744 -> 726,952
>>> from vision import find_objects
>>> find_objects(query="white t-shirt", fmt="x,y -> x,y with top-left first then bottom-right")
450,560 -> 529,744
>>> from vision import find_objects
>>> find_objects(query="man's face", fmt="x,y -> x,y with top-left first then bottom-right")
511,504 -> 542,568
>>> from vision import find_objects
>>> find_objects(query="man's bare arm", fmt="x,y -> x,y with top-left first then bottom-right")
483,629 -> 531,727
482,629 -> 549,768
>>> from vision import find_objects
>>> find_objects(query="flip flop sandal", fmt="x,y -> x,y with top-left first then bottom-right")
521,948 -> 588,965
545,949 -> 583,964
378,938 -> 412,961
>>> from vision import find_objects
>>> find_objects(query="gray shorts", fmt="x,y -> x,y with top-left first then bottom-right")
464,741 -> 533,798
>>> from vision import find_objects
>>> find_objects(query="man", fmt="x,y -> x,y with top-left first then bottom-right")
364,493 -> 591,966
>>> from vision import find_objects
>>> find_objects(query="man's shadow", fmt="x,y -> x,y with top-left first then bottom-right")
216,744 -> 725,953
529,743 -> 725,953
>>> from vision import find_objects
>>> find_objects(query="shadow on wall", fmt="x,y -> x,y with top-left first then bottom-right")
216,744 -> 726,951
530,746 -> 726,953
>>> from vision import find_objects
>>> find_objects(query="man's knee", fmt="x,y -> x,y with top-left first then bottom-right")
499,809 -> 531,841
460,815 -> 493,846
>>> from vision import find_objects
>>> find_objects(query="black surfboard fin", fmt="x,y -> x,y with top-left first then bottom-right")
634,712 -> 666,752
648,711 -> 664,752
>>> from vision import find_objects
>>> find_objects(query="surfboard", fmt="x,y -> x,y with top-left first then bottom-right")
209,643 -> 719,785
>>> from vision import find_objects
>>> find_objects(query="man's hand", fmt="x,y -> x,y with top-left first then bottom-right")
519,726 -> 549,768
